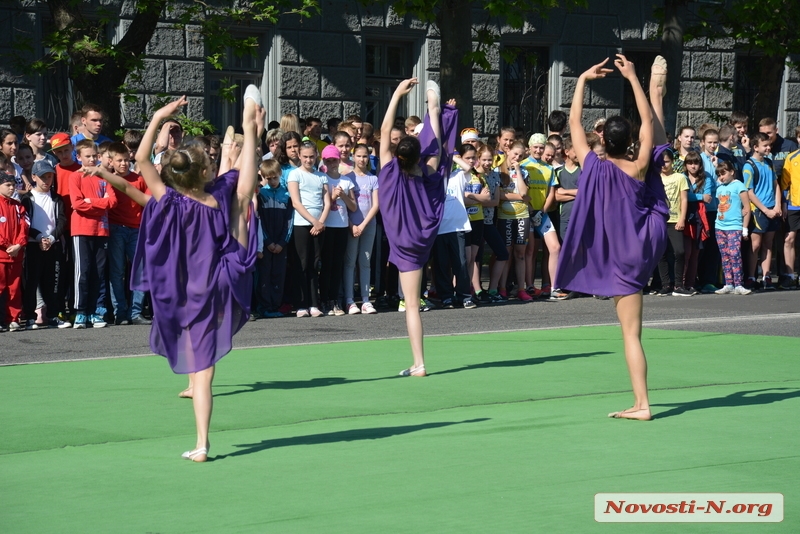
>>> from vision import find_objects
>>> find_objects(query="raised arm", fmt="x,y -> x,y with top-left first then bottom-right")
379,78 -> 417,168
571,59 -> 613,167
82,166 -> 151,207
136,96 -> 189,201
616,54 -> 653,176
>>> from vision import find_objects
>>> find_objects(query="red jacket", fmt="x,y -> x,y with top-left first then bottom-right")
0,195 -> 29,263
108,171 -> 147,228
69,171 -> 118,237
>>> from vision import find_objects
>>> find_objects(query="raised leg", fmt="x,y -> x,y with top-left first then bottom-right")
649,56 -> 668,146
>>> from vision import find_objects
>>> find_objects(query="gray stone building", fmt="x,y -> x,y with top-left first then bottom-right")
2,0 -> 799,137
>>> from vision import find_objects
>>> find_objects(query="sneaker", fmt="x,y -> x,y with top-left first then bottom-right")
463,297 -> 477,309
131,316 -> 152,326
296,308 -> 310,318
778,275 -> 796,290
549,289 -> 569,301
8,321 -> 24,332
672,287 -> 694,297
540,284 -> 551,298
700,284 -> 718,294
499,289 -> 508,298
115,317 -> 131,326
49,317 -> 72,329
347,302 -> 361,315
0,324 -> 7,332
488,290 -> 507,303
310,307 -> 324,317
90,314 -> 107,328
73,314 -> 87,329
26,319 -> 39,330
442,298 -> 454,309
734,285 -> 752,295
762,275 -> 775,290
743,278 -> 758,290
398,299 -> 406,312
477,291 -> 491,303
332,303 -> 345,316
715,285 -> 734,294
517,289 -> 533,302
361,302 -> 377,314
420,299 -> 433,312
656,287 -> 672,297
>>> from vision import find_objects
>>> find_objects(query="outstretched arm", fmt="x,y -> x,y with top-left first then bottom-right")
136,96 -> 189,201
82,166 -> 151,207
616,54 -> 653,177
570,59 -> 613,167
379,78 -> 417,169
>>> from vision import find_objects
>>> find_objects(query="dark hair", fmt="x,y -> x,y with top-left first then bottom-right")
603,116 -> 632,157
751,131 -> 770,145
24,118 -> 47,138
0,129 -> 16,145
702,128 -> 719,141
333,131 -> 352,145
278,131 -> 303,165
16,143 -> 33,156
547,110 -> 568,133
718,124 -> 735,142
729,110 -> 748,125
498,126 -> 516,138
161,142 -> 210,191
123,130 -> 143,151
396,136 -> 420,173
327,118 -> 341,130
716,160 -> 735,176
547,134 -> 563,145
305,116 -> 321,126
353,143 -> 370,155
459,143 -> 477,157
80,103 -> 104,118
562,135 -> 573,151
683,151 -> 705,192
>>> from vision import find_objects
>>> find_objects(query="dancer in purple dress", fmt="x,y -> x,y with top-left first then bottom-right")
378,78 -> 458,377
131,89 -> 263,461
555,55 -> 669,420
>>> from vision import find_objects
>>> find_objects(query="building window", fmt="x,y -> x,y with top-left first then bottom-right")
502,46 -> 549,136
734,54 -> 760,126
207,38 -> 265,133
621,50 -> 658,126
364,41 -> 414,126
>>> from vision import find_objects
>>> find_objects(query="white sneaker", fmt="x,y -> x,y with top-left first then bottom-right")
310,307 -> 323,317
361,302 -> 377,314
26,319 -> 39,330
715,285 -> 734,294
347,303 -> 361,315
8,321 -> 23,332
734,285 -> 752,295
398,299 -> 406,312
296,308 -> 310,318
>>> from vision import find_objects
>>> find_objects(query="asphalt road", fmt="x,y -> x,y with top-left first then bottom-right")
1,290 -> 797,366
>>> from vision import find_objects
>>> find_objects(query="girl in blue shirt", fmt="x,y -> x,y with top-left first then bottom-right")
714,160 -> 751,294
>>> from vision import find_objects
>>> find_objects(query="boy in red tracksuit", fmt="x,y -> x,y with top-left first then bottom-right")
69,139 -> 117,329
0,172 -> 29,331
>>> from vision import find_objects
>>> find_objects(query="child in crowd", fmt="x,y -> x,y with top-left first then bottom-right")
318,144 -> 356,315
0,172 -> 29,332
23,118 -> 58,166
655,149 -> 688,296
682,151 -> 711,294
698,128 -> 720,292
459,144 -> 490,302
288,143 -> 330,317
541,142 -> 557,166
744,132 -> 782,289
15,144 -> 35,193
263,128 -> 283,161
493,127 -> 516,168
343,144 -> 380,314
123,130 -> 143,172
730,110 -> 750,158
716,124 -> 742,181
404,116 -> 422,136
21,160 -> 69,328
103,142 -> 150,325
434,142 -> 475,310
278,131 -> 302,186
673,126 -> 696,174
780,144 -> 800,289
714,160 -> 751,295
333,132 -> 355,175
554,136 -> 581,241
547,134 -> 565,168
69,139 -> 117,328
475,143 -> 509,302
1,130 -> 22,191
497,140 -> 532,302
257,159 -> 293,317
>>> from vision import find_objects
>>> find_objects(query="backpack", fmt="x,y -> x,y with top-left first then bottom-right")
744,158 -> 773,189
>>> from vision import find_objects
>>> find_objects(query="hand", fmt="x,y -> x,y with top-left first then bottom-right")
272,244 -> 282,254
580,58 -> 613,81
741,134 -> 750,151
711,155 -> 718,167
82,166 -> 101,176
352,225 -> 362,237
675,220 -> 685,231
446,98 -> 457,107
311,221 -> 324,235
332,186 -> 342,199
153,96 -> 188,121
772,206 -> 782,218
266,243 -> 275,253
257,251 -> 264,259
614,54 -> 637,80
6,244 -> 21,257
394,78 -> 418,97
84,198 -> 91,204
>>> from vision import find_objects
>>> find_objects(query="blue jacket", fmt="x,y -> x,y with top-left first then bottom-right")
258,184 -> 293,248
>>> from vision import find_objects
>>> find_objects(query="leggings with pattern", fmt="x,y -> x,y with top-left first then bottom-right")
716,229 -> 743,287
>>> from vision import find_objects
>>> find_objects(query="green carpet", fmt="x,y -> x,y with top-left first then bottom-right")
1,326 -> 797,533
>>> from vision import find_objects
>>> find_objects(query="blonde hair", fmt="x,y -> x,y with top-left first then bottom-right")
279,114 -> 301,135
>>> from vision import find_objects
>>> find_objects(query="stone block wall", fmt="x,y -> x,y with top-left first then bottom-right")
0,6 -> 38,124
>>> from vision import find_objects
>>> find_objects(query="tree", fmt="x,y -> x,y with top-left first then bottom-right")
382,0 -> 586,130
690,0 -> 800,122
15,0 -> 318,134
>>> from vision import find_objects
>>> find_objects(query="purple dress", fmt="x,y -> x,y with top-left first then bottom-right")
555,145 -> 669,297
378,105 -> 458,272
131,170 -> 258,373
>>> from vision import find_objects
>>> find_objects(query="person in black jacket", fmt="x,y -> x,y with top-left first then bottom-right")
21,160 -> 69,329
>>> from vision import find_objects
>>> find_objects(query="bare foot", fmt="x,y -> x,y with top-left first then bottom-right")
178,387 -> 193,399
650,55 -> 667,96
608,407 -> 652,421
